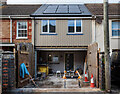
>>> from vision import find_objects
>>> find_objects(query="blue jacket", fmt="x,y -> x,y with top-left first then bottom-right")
20,63 -> 29,78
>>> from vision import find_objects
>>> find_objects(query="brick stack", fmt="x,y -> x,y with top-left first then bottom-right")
2,53 -> 15,92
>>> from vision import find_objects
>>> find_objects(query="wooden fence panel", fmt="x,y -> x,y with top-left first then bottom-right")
87,43 -> 98,87
16,43 -> 34,88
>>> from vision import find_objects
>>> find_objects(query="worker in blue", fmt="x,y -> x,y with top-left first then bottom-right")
20,63 -> 29,78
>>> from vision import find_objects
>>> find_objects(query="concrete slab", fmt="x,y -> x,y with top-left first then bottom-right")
10,88 -> 102,93
8,88 -> 120,94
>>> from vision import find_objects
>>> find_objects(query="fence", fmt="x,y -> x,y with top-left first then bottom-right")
87,43 -> 99,87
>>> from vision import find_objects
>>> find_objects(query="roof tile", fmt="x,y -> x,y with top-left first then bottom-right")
85,3 -> 120,15
0,5 -> 41,15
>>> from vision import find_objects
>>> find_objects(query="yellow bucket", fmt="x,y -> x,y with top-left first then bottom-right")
38,66 -> 49,75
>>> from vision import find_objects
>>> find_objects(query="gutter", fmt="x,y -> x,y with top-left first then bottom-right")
94,15 -> 97,42
36,48 -> 88,51
0,15 -> 31,19
95,15 -> 120,17
1,15 -> 30,17
94,15 -> 120,19
33,17 -> 93,19
0,43 -> 15,46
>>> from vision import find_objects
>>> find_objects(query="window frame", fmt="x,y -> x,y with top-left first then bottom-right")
68,20 -> 82,34
41,20 -> 56,34
112,21 -> 120,37
16,21 -> 28,39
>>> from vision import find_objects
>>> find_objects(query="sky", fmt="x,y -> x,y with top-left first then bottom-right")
7,0 -> 120,4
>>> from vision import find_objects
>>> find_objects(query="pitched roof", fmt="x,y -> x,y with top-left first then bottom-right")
85,3 -> 120,15
0,5 -> 41,15
0,4 -> 119,16
31,4 -> 92,17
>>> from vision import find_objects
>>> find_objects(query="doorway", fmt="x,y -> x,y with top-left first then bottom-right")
65,53 -> 74,71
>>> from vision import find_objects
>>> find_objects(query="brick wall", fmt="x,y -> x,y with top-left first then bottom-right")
0,20 -> 10,43
12,20 -> 32,43
2,53 -> 15,92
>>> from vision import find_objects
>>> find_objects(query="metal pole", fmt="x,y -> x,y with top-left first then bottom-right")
64,79 -> 66,88
103,0 -> 111,92
9,16 -> 12,43
0,50 -> 2,93
35,50 -> 37,79
78,79 -> 81,88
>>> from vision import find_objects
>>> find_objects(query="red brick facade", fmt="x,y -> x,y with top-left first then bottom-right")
1,19 -> 33,91
12,20 -> 32,43
1,19 -> 32,44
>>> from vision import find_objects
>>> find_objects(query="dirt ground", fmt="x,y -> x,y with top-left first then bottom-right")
23,75 -> 89,88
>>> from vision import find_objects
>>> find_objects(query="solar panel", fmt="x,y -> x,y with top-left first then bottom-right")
43,5 -> 58,14
78,5 -> 87,14
31,4 -> 92,16
69,5 -> 81,13
56,5 -> 68,13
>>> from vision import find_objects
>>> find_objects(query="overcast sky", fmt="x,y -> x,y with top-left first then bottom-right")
7,0 -> 120,4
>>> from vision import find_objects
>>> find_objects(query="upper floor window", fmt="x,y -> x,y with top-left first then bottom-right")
112,21 -> 120,36
42,20 -> 56,33
17,21 -> 27,39
68,20 -> 82,33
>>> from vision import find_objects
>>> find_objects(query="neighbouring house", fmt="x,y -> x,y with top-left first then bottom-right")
86,4 -> 120,73
86,3 -> 120,54
0,2 -> 41,89
86,3 -> 120,87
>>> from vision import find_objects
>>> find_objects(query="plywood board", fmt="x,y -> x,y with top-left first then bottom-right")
87,42 -> 98,87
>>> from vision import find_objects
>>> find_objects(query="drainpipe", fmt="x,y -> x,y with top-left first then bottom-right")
9,16 -> 12,43
92,15 -> 96,43
94,15 -> 96,42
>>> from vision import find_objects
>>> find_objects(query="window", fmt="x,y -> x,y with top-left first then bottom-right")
48,54 -> 59,63
68,20 -> 74,33
112,21 -> 120,36
68,20 -> 82,33
42,20 -> 56,33
17,21 -> 27,39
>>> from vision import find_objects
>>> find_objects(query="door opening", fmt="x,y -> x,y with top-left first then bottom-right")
65,53 -> 74,71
